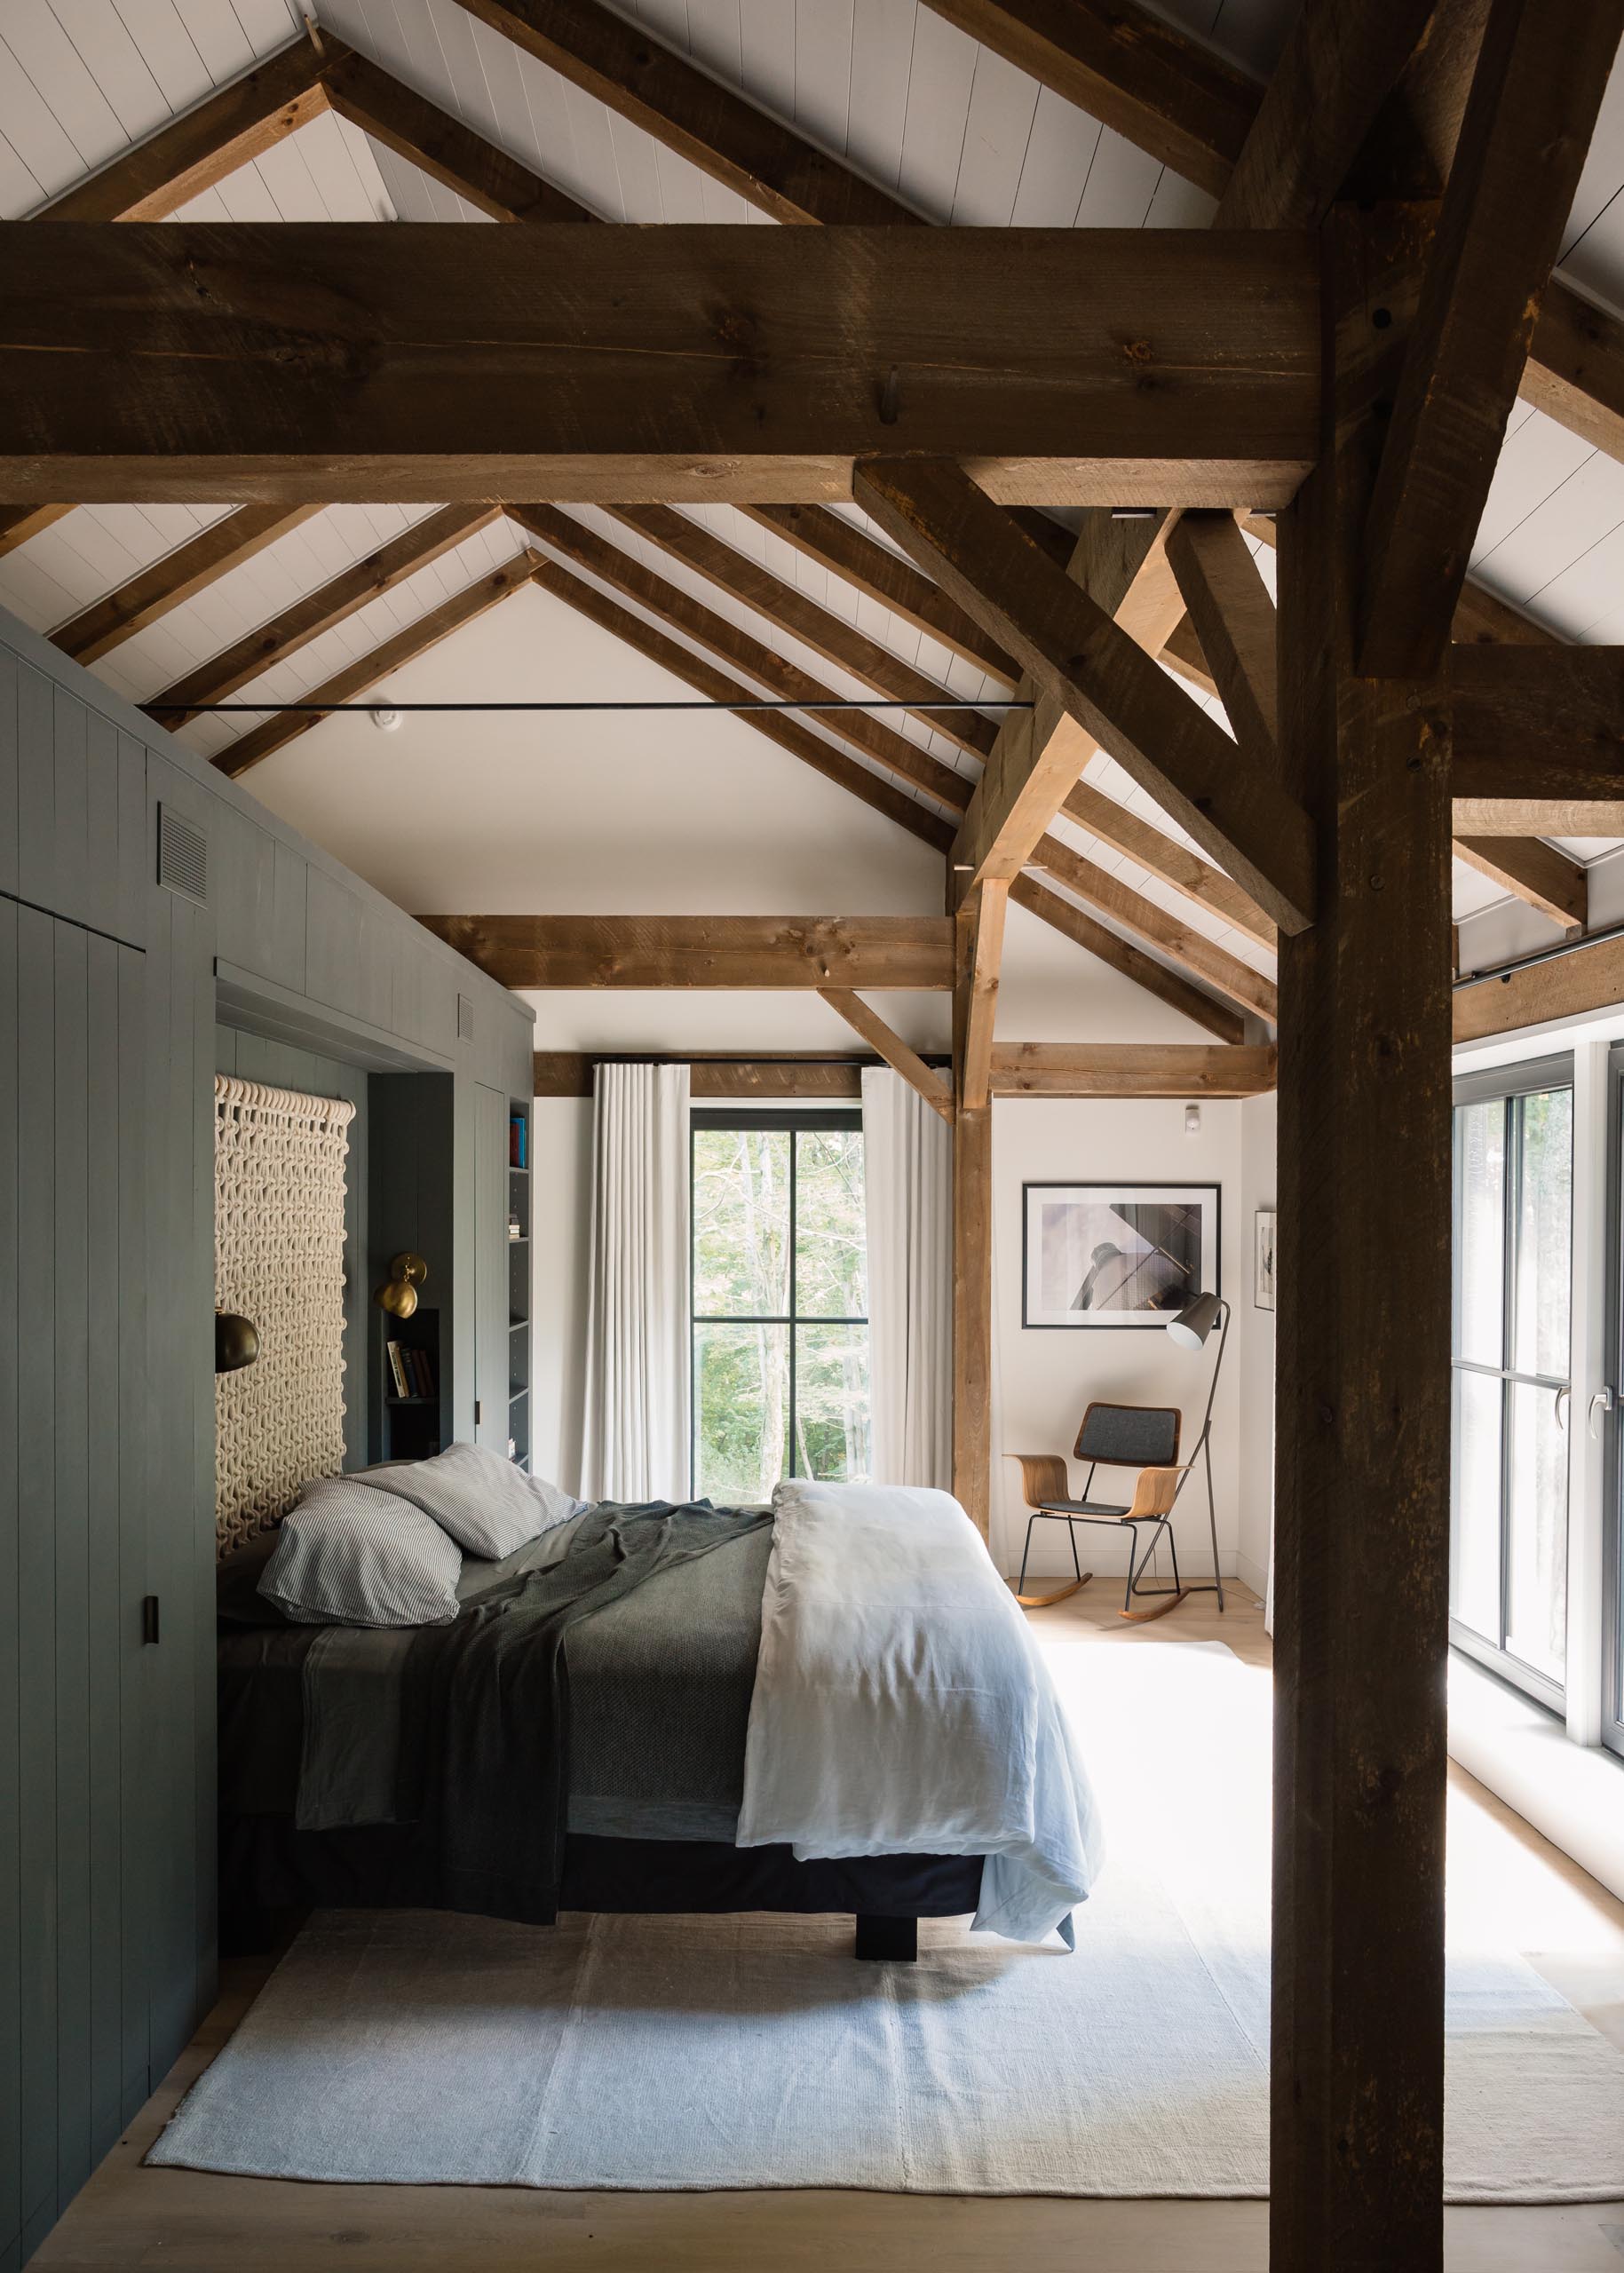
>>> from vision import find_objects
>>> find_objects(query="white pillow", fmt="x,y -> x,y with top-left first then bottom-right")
259,1477 -> 463,1628
354,1440 -> 585,1561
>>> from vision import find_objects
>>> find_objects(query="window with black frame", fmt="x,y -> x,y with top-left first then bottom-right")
690,1108 -> 869,1501
1451,1057 -> 1574,1709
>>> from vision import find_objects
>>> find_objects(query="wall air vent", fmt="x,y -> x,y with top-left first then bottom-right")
157,806 -> 208,907
457,994 -> 475,1042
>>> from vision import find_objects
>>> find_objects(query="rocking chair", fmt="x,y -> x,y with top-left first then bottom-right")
1008,1398 -> 1223,1622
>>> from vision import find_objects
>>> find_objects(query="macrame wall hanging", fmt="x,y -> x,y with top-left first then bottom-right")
214,1074 -> 356,1557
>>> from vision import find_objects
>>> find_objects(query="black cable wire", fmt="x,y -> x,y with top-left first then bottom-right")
146,696 -> 1034,716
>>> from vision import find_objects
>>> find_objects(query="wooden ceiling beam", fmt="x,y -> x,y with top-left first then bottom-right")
1008,876 -> 1244,1043
956,882 -> 1009,1113
527,525 -> 1253,1025
1033,834 -> 1278,1021
740,506 -> 1020,683
1454,798 -> 1624,836
31,30 -> 586,228
527,549 -> 955,848
1454,836 -> 1588,930
145,505 -> 503,728
1525,281 -> 1624,466
1451,645 -> 1624,804
917,0 -> 1257,198
1168,507 -> 1571,920
1214,0 -> 1442,228
210,552 -> 540,779
1454,929 -> 1624,1041
52,504 -> 322,665
451,0 -> 923,225
816,990 -> 955,1121
416,915 -> 955,990
0,506 -> 72,559
1165,511 -> 1279,776
606,505 -> 997,764
1061,780 -> 1277,949
926,1 -> 1624,475
527,510 -> 1275,1005
931,503 -> 1186,892
513,506 -> 969,810
35,35 -> 332,218
989,1042 -> 1278,1097
318,49 -> 595,222
0,224 -> 1319,508
1359,0 -> 1624,678
535,1053 -> 902,1100
855,459 -> 1316,934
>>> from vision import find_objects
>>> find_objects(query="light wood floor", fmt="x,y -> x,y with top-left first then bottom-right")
36,1585 -> 1624,2273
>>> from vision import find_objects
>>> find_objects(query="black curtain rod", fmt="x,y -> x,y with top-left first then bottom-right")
578,1051 -> 952,1068
1455,915 -> 1624,993
146,697 -> 1034,716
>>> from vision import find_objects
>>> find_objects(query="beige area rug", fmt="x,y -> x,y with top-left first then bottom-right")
149,1639 -> 1624,2198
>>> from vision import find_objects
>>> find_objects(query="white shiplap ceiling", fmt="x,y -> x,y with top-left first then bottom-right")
4,0 -> 1624,1002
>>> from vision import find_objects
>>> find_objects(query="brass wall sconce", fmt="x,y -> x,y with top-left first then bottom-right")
376,1252 -> 428,1319
215,1312 -> 260,1374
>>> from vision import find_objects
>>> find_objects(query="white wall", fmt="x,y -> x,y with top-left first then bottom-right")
530,1097 -> 593,1494
986,1096 -> 1247,1586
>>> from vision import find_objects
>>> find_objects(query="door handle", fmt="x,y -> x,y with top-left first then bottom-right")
1589,1386 -> 1616,1439
1556,1384 -> 1570,1430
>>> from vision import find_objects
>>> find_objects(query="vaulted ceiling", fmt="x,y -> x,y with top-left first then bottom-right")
4,0 -> 1624,1030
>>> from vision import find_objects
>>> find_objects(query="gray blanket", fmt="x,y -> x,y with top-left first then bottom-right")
219,1508 -> 773,1844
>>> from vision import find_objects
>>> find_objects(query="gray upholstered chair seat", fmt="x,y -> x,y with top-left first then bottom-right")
1034,1496 -> 1131,1519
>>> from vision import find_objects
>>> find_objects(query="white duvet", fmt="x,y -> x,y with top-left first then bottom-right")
736,1480 -> 1105,1944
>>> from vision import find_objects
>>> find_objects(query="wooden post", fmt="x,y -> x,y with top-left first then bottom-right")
1271,207 -> 1454,2269
952,891 -> 994,1537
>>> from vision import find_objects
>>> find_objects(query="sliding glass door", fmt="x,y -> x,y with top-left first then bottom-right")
1451,1058 -> 1573,1708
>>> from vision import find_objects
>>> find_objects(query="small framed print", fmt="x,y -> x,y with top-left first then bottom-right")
1255,1208 -> 1278,1312
1021,1182 -> 1219,1329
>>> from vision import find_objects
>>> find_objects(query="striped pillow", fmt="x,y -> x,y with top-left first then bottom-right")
259,1476 -> 463,1628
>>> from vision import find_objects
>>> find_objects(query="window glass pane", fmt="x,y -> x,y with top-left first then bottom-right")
693,1323 -> 788,1502
795,1127 -> 867,1319
1454,1098 -> 1505,1367
1505,1378 -> 1568,1684
794,1324 -> 871,1481
1510,1087 -> 1572,1382
1451,1366 -> 1502,1646
692,1128 -> 789,1319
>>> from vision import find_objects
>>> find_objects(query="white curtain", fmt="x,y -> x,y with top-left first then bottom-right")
861,1068 -> 953,1490
580,1063 -> 692,1502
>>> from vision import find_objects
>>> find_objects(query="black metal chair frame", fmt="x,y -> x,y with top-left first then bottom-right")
1015,1438 -> 1221,1618
1013,1366 -> 1228,1620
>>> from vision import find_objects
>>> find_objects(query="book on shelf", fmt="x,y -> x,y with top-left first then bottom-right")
509,1113 -> 527,1169
385,1341 -> 408,1398
413,1348 -> 436,1398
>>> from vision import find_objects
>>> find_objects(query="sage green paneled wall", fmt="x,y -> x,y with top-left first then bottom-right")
0,607 -> 533,2271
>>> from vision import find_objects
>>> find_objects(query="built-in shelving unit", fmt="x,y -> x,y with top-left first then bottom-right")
508,1105 -> 532,1469
382,1307 -> 443,1465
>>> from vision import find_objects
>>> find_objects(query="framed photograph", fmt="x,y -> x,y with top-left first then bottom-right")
1021,1183 -> 1220,1329
1255,1208 -> 1277,1312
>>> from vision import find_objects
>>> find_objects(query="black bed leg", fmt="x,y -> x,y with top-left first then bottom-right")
854,1913 -> 916,1962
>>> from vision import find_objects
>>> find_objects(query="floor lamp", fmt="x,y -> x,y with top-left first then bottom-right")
1164,1289 -> 1229,1612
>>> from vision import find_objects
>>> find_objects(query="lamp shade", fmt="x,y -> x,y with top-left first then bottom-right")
1166,1289 -> 1222,1350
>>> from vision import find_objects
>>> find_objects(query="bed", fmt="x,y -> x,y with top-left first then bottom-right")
217,1479 -> 1102,1961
